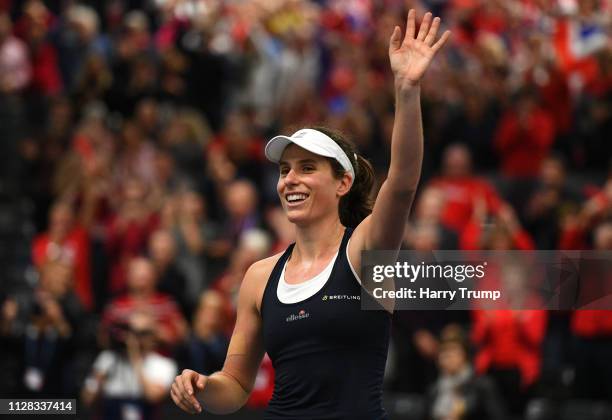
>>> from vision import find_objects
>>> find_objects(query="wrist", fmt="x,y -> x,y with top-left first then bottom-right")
394,78 -> 421,93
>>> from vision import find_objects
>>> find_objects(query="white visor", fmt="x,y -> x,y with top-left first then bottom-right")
265,128 -> 355,184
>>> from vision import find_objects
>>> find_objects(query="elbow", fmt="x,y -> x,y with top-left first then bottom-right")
384,177 -> 418,198
204,371 -> 252,415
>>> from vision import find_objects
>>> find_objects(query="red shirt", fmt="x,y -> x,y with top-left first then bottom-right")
102,292 -> 186,348
460,220 -> 536,251
246,354 -> 275,409
32,226 -> 93,311
105,213 -> 160,294
572,310 -> 612,337
472,309 -> 547,386
494,107 -> 556,178
428,177 -> 502,233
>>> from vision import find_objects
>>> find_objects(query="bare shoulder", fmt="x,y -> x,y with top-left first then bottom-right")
241,251 -> 285,313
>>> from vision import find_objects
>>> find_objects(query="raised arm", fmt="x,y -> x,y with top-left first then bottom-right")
171,260 -> 270,414
350,10 -> 450,255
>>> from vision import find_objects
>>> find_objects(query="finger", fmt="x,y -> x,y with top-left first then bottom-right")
196,374 -> 208,390
171,384 -> 192,413
177,379 -> 201,414
416,12 -> 433,42
180,372 -> 201,410
432,30 -> 451,52
175,374 -> 194,409
424,17 -> 441,46
405,9 -> 416,40
175,375 -> 186,397
171,386 -> 197,414
389,26 -> 401,53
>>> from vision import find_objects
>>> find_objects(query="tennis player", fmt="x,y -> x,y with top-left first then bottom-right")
171,10 -> 450,419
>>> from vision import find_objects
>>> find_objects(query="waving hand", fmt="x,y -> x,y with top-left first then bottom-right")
389,10 -> 451,87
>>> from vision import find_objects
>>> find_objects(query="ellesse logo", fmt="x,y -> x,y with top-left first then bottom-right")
286,309 -> 310,322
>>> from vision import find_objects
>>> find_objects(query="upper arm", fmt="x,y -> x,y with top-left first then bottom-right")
221,258 -> 275,394
348,180 -> 415,273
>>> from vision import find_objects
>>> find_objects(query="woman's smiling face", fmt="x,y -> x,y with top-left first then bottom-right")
277,144 -> 346,226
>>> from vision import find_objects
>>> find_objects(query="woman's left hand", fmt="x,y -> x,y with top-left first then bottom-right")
389,9 -> 451,88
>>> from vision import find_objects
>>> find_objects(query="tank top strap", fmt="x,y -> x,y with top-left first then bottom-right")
261,228 -> 354,312
261,242 -> 294,312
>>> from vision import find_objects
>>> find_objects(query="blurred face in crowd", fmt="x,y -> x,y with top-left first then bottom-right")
410,223 -> 440,251
127,258 -> 157,295
121,120 -> 144,148
154,149 -> 175,183
136,99 -> 159,133
442,145 -> 472,178
594,223 -> 612,250
194,291 -> 225,334
501,264 -> 528,301
277,145 -> 348,226
129,312 -> 156,351
180,191 -> 205,219
149,230 -> 177,267
438,342 -> 468,376
416,188 -> 444,223
489,225 -> 513,250
540,157 -> 565,188
123,177 -> 147,202
225,180 -> 257,219
49,203 -> 75,239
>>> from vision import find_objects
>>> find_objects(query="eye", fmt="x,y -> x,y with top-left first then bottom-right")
279,167 -> 289,177
302,165 -> 315,172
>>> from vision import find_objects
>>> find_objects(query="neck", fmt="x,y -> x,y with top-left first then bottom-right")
292,217 -> 345,263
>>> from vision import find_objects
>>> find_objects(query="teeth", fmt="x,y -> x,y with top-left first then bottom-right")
287,193 -> 307,202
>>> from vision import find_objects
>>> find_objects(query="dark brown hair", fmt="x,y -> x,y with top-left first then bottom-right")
309,126 -> 375,228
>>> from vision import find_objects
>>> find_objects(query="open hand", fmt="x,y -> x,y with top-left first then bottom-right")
389,9 -> 451,87
171,369 -> 208,414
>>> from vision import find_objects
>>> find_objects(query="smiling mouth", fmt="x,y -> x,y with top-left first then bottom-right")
285,193 -> 309,205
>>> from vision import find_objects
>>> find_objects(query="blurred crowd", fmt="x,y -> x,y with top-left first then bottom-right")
0,0 -> 611,419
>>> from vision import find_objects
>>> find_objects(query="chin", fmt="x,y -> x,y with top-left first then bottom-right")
285,209 -> 312,227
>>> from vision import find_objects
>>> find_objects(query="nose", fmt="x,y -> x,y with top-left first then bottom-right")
284,168 -> 299,185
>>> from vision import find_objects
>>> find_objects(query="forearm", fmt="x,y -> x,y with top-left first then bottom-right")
388,82 -> 423,191
198,371 -> 250,414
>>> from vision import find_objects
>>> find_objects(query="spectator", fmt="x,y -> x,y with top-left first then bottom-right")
425,324 -> 506,420
170,191 -> 222,299
213,228 -> 271,314
31,201 -> 93,310
2,260 -> 84,395
105,177 -> 159,295
428,144 -> 502,234
471,265 -> 547,416
570,221 -> 612,401
148,229 -> 190,316
524,155 -> 583,249
114,120 -> 158,186
177,290 -> 230,376
406,187 -> 458,250
494,88 -> 556,179
15,0 -> 63,96
0,12 -> 31,93
461,200 -> 536,251
221,179 -> 261,245
82,312 -> 177,420
101,257 -> 187,352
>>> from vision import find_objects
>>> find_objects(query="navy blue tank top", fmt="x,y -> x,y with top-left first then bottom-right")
261,228 -> 391,420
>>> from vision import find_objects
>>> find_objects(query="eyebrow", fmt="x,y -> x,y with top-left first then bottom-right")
279,158 -> 318,166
